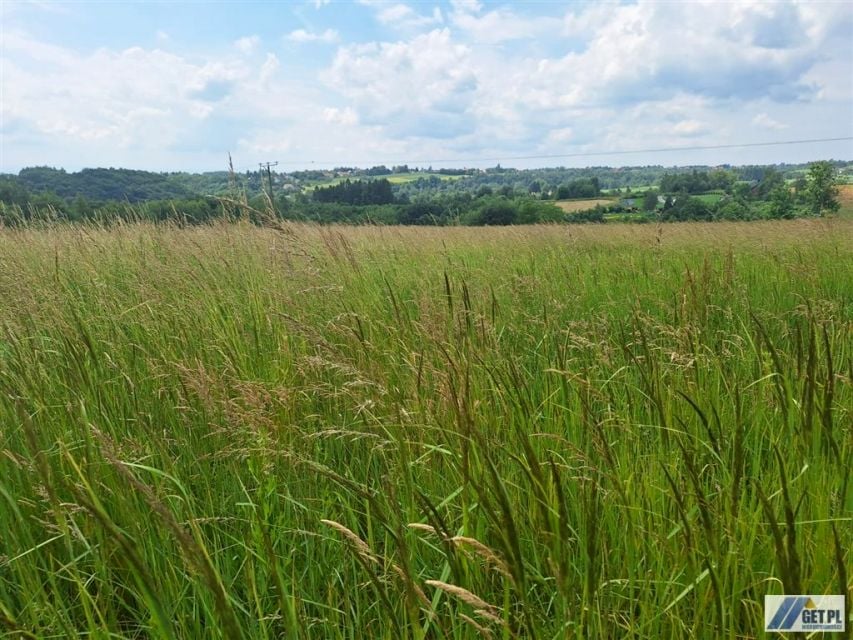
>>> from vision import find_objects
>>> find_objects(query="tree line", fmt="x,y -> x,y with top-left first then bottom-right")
312,178 -> 395,205
0,161 -> 844,226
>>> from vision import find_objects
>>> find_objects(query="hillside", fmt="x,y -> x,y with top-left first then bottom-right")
1,161 -> 850,226
3,161 -> 851,205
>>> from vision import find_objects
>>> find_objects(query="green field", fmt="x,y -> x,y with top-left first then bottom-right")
386,173 -> 465,185
1,220 -> 851,638
692,192 -> 726,205
302,172 -> 462,190
554,197 -> 615,212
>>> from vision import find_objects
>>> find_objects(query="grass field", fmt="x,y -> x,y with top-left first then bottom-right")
554,198 -> 614,212
1,220 -> 851,638
385,173 -> 464,185
838,184 -> 853,218
301,173 -> 462,190
692,192 -> 726,205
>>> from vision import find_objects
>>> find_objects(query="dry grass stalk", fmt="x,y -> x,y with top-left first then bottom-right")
389,563 -> 431,609
459,613 -> 493,637
449,536 -> 513,579
425,580 -> 499,615
322,520 -> 432,612
320,519 -> 377,563
473,608 -> 506,625
408,524 -> 511,580
406,522 -> 437,534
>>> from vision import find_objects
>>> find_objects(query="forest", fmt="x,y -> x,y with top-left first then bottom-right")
0,160 -> 849,226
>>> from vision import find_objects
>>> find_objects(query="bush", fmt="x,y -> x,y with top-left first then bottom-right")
661,196 -> 712,221
474,198 -> 518,225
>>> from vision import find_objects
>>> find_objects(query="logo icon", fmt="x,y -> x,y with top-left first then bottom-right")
765,595 -> 845,633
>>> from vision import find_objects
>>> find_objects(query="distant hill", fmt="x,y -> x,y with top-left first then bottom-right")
11,167 -> 203,202
2,161 -> 850,210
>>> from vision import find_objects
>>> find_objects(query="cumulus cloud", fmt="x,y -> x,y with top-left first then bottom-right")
450,5 -> 560,44
752,113 -> 788,130
549,127 -> 573,143
358,1 -> 443,30
525,1 -> 824,111
323,107 -> 359,126
450,0 -> 482,14
286,28 -> 339,44
234,35 -> 260,54
303,1 -> 848,162
311,0 -> 849,163
382,4 -> 443,29
1,30 -> 302,168
2,0 -> 850,171
324,29 -> 476,127
672,120 -> 709,137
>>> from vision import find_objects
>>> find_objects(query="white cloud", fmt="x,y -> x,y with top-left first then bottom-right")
549,127 -> 573,143
2,0 -> 850,172
323,107 -> 359,126
2,31 -> 261,163
1,28 -> 415,171
450,6 -> 559,44
521,1 -> 826,111
358,1 -> 443,30
286,28 -> 339,44
377,4 -> 413,24
752,113 -> 788,130
234,35 -> 260,54
672,119 -> 709,137
259,53 -> 280,84
312,1 -> 849,163
450,0 -> 482,14
378,4 -> 443,29
324,29 -> 477,133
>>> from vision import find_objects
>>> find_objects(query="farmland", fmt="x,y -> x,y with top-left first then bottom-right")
1,218 -> 850,638
838,183 -> 853,217
302,172 -> 463,189
553,198 -> 614,213
4,161 -> 852,226
386,173 -> 465,185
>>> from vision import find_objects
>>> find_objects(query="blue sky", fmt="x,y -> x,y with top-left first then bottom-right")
1,0 -> 852,172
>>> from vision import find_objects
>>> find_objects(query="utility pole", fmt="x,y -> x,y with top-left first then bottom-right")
258,161 -> 278,200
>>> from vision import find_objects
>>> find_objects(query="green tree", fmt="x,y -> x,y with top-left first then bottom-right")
709,168 -> 736,192
792,176 -> 807,200
804,161 -> 840,215
757,167 -> 784,198
733,182 -> 753,200
0,178 -> 30,206
661,195 -> 711,221
475,198 -> 517,225
768,185 -> 795,219
71,194 -> 91,221
715,198 -> 750,220
642,190 -> 658,212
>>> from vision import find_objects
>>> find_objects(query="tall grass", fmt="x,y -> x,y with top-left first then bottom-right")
1,219 -> 850,638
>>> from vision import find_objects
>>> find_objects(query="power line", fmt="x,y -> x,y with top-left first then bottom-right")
256,136 -> 853,169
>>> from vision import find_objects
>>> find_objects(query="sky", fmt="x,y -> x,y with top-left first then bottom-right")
1,0 -> 852,173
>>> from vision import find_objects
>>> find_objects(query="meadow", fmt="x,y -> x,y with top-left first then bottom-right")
301,172 -> 462,190
553,199 -> 614,213
0,219 -> 851,639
